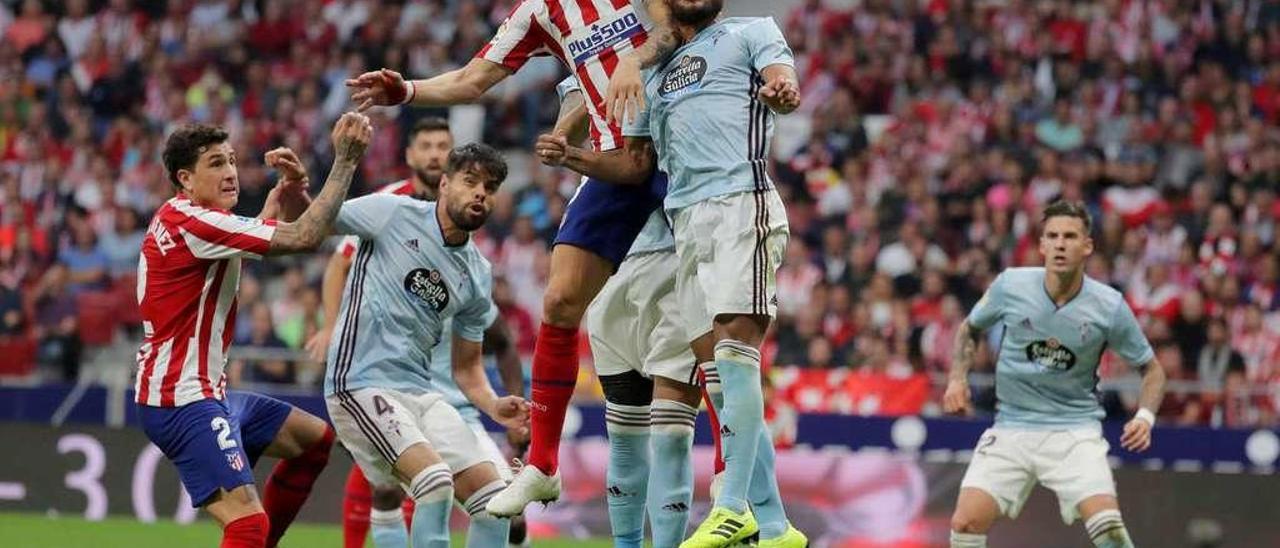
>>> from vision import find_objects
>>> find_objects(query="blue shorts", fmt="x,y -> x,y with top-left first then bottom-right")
139,392 -> 292,507
554,171 -> 667,268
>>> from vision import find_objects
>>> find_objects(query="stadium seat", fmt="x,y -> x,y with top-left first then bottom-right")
76,291 -> 121,347
0,335 -> 37,377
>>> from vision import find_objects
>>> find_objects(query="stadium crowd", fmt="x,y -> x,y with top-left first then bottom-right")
0,0 -> 1278,430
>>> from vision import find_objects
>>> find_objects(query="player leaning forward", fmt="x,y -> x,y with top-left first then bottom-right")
535,0 -> 805,546
943,201 -> 1167,548
323,143 -> 529,548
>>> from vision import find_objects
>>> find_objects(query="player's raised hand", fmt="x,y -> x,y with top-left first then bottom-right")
1120,416 -> 1153,452
606,57 -> 645,125
331,112 -> 373,164
942,378 -> 973,415
535,132 -> 570,166
491,395 -> 531,438
758,74 -> 800,114
346,68 -> 411,112
265,147 -> 308,185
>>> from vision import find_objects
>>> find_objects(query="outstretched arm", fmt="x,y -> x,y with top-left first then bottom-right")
605,0 -> 680,123
454,334 -> 529,436
347,59 -> 512,111
1120,359 -> 1165,452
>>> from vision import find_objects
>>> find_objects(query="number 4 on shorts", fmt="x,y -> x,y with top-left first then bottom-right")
373,395 -> 394,416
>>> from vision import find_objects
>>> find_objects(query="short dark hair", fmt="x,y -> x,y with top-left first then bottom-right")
408,117 -> 451,141
162,124 -> 230,189
1042,200 -> 1092,235
446,143 -> 507,185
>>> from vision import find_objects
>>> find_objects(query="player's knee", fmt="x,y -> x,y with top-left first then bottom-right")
600,371 -> 654,407
371,484 -> 404,510
542,285 -> 589,326
950,511 -> 993,534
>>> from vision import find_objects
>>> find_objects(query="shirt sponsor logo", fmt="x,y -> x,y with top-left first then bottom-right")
659,55 -> 707,98
1025,337 -> 1077,371
567,12 -> 643,64
404,268 -> 450,312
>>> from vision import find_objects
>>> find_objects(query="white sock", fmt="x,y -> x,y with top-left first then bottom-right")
950,531 -> 987,547
1085,509 -> 1134,548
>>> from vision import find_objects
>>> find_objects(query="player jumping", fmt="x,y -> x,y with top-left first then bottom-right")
323,143 -> 528,548
533,0 -> 805,545
344,0 -> 686,513
943,201 -> 1167,548
135,113 -> 372,547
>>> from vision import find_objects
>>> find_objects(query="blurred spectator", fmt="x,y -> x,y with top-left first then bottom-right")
231,302 -> 295,386
0,278 -> 22,336
97,207 -> 144,279
57,211 -> 108,295
493,276 -> 535,356
30,264 -> 80,381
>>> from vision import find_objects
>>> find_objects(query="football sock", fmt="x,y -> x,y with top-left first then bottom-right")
527,323 -> 580,474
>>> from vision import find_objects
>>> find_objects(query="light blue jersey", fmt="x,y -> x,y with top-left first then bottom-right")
624,17 -> 794,211
968,267 -> 1155,428
324,194 -> 498,398
557,74 -> 675,257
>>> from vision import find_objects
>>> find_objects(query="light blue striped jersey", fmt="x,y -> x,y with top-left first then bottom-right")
557,74 -> 675,256
324,194 -> 498,397
968,267 -> 1155,428
624,17 -> 794,211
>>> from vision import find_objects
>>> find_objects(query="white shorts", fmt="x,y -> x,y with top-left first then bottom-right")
960,426 -> 1117,524
467,419 -> 513,482
671,190 -> 789,340
327,388 -> 493,488
586,250 -> 697,385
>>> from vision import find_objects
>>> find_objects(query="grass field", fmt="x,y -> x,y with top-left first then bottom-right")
3,513 -> 613,548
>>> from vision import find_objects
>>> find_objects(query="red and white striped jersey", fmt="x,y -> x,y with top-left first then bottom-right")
477,0 -> 651,152
336,180 -> 417,258
134,195 -> 277,407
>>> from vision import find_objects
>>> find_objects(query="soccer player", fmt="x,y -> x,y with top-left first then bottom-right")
532,1 -> 806,545
345,0 -> 687,512
942,201 -> 1167,548
323,143 -> 528,548
135,113 -> 373,548
550,76 -> 703,548
308,118 -> 529,548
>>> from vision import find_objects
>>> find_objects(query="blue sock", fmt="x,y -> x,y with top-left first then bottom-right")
647,399 -> 697,548
701,362 -> 725,413
748,428 -> 788,538
370,508 -> 408,548
407,463 -> 454,548
713,340 -> 764,514
605,402 -> 650,548
463,480 -> 510,548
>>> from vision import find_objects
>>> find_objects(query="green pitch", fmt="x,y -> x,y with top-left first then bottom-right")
2,513 -> 613,548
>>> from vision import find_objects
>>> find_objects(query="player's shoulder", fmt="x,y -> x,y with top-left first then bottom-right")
997,266 -> 1044,287
1081,275 -> 1124,307
718,16 -> 782,36
377,179 -> 416,195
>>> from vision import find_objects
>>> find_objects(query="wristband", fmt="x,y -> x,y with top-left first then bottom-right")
1134,408 -> 1155,426
402,80 -> 416,105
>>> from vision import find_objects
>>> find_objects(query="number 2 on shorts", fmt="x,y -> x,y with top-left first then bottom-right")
210,417 -> 238,450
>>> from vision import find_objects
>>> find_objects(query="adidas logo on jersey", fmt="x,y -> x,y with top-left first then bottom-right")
405,239 -> 419,251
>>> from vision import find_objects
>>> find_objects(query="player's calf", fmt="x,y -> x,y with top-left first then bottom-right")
206,486 -> 269,548
457,469 -> 510,548
949,487 -> 999,547
601,370 -> 655,548
262,412 -> 334,547
1079,496 -> 1135,548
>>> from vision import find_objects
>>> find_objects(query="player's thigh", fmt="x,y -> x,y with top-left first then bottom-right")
1037,429 -> 1117,525
227,391 -> 325,460
138,399 -> 257,510
652,374 -> 702,408
671,211 -> 714,345
638,252 -> 701,393
325,389 -> 429,488
586,264 -> 644,378
417,396 -> 490,481
959,428 -> 1037,521
469,420 -> 513,482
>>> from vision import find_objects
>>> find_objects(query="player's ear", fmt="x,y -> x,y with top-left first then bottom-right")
176,168 -> 194,193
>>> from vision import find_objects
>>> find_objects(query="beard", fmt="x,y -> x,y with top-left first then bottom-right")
670,0 -> 722,26
412,166 -> 443,199
447,201 -> 488,232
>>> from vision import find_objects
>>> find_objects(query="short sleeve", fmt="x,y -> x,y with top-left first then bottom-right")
1107,299 -> 1156,368
555,76 -> 580,101
475,0 -> 552,72
967,273 -> 1006,331
742,18 -> 794,73
334,194 -> 402,240
171,201 -> 277,260
453,274 -> 498,343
